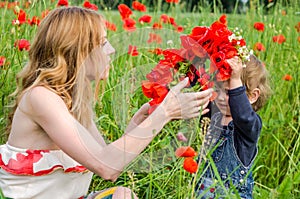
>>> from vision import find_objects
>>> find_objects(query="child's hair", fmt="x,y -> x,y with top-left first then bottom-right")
241,55 -> 271,111
7,6 -> 107,133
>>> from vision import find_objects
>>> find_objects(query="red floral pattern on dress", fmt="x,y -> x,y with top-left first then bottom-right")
0,146 -> 88,176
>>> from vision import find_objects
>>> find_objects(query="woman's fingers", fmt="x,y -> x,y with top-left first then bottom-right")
170,77 -> 189,94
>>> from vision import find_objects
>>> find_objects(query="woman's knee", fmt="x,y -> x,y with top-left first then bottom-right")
112,186 -> 138,199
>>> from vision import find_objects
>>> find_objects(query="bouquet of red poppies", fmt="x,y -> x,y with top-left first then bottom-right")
142,15 -> 251,115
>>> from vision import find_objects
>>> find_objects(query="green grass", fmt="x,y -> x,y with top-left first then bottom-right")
0,0 -> 299,198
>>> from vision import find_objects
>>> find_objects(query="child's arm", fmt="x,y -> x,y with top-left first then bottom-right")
227,57 -> 262,142
227,57 -> 261,165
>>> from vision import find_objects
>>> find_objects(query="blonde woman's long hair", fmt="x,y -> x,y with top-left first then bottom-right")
7,6 -> 107,133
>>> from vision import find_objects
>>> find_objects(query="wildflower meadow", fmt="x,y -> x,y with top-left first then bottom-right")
0,0 -> 299,198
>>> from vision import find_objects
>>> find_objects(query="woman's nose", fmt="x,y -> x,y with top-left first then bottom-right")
103,41 -> 115,55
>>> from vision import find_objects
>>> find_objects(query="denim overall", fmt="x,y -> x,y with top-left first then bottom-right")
196,113 -> 256,199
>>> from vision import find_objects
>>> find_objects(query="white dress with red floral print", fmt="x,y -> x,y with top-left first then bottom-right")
0,143 -> 93,199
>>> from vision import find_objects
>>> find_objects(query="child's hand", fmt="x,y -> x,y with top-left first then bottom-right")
227,56 -> 243,89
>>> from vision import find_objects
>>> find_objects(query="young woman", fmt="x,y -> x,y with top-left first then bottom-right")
0,6 -> 213,199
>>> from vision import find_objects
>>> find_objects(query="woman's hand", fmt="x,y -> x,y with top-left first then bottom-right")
159,77 -> 212,120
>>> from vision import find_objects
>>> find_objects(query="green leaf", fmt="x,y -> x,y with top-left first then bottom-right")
278,175 -> 293,194
293,171 -> 300,185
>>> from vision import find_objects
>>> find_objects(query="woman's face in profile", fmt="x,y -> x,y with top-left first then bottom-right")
85,28 -> 115,81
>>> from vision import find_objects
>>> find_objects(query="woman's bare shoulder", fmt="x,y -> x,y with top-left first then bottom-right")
20,86 -> 67,114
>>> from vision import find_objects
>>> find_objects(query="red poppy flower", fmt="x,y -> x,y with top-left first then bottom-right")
128,45 -> 139,56
160,14 -> 176,25
57,0 -> 68,7
14,39 -> 30,51
175,146 -> 197,158
162,49 -> 185,68
174,25 -> 184,32
190,26 -> 214,55
12,9 -> 27,25
139,15 -> 152,24
198,74 -> 214,91
105,20 -> 117,32
147,33 -> 162,44
282,74 -> 292,81
28,16 -> 40,26
272,34 -> 286,44
41,9 -> 50,19
180,35 -> 207,59
0,56 -> 6,67
83,1 -> 98,10
148,48 -> 163,55
253,22 -> 265,32
132,1 -> 146,12
253,42 -> 265,51
118,4 -> 132,20
7,2 -> 19,9
298,36 -> 300,43
219,14 -> 227,26
141,81 -> 169,108
152,22 -> 162,29
183,157 -> 198,173
165,0 -> 179,3
122,18 -> 136,31
146,63 -> 173,85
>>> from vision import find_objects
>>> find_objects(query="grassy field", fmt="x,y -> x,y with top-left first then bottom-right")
0,0 -> 299,198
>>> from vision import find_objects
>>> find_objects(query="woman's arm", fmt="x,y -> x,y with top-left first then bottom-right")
27,79 -> 212,181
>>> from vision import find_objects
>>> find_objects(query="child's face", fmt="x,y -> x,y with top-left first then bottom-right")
215,81 -> 231,117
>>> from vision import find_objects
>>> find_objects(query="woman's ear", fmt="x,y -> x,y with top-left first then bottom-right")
249,88 -> 260,104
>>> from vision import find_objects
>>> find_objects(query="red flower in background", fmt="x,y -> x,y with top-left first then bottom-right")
152,22 -> 162,29
160,14 -> 176,25
41,9 -> 50,19
166,0 -> 179,3
0,56 -> 6,67
253,42 -> 265,51
253,22 -> 265,32
122,18 -> 136,31
14,39 -> 30,51
139,15 -> 152,24
272,34 -> 286,44
12,9 -> 27,25
147,33 -> 162,44
105,20 -> 117,32
175,146 -> 197,157
183,157 -> 198,174
282,74 -> 292,81
128,45 -> 139,56
83,1 -> 98,10
132,1 -> 146,12
174,25 -> 184,32
118,4 -> 132,19
57,0 -> 68,7
148,48 -> 163,55
28,16 -> 40,26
